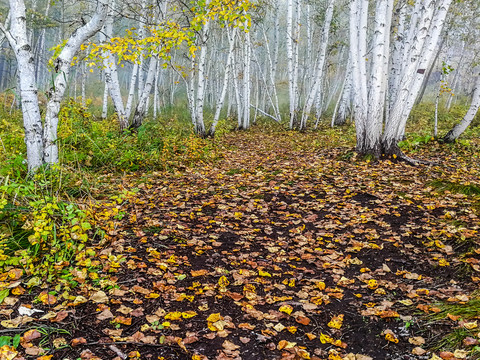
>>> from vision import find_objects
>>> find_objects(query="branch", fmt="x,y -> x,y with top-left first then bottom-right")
249,104 -> 280,122
0,11 -> 13,47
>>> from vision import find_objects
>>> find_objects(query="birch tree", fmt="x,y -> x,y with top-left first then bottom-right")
286,0 -> 300,129
301,0 -> 337,130
383,0 -> 453,154
0,0 -> 109,169
443,71 -> 480,143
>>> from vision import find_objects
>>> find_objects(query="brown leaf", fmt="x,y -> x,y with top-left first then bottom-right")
222,340 -> 240,351
116,305 -> 133,315
51,310 -> 69,323
439,351 -> 455,360
463,337 -> 480,346
411,347 -> 427,356
183,335 -> 199,345
296,316 -> 311,326
408,336 -> 425,345
191,269 -> 208,277
22,329 -> 42,342
38,292 -> 57,305
97,309 -> 114,321
71,338 -> 87,347
90,291 -> 109,304
113,316 -> 132,325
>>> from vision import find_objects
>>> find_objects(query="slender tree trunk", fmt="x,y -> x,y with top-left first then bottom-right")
301,0 -> 336,129
383,0 -> 452,151
43,0 -> 109,164
1,0 -> 44,171
209,27 -> 236,136
443,73 -> 480,143
131,56 -> 158,129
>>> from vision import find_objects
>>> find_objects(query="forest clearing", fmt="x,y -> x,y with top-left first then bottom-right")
1,0 -> 480,358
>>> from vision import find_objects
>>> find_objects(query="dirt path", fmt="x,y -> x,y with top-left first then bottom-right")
7,131 -> 480,360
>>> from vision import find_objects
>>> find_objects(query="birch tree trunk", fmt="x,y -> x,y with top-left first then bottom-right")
43,0 -> 109,164
99,1 -> 128,130
1,0 -> 44,171
300,0 -> 336,129
349,0 -> 369,153
209,26 -> 236,136
362,0 -> 393,156
383,0 -> 453,152
125,63 -> 139,119
286,0 -> 300,129
443,73 -> 480,143
131,56 -> 158,129
194,20 -> 210,137
241,23 -> 251,130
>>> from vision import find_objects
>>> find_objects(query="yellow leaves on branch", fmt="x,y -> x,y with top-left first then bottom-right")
87,0 -> 254,66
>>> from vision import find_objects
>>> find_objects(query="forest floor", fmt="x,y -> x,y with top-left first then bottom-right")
2,128 -> 480,360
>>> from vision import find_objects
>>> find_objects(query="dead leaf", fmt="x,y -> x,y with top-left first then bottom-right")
97,309 -> 114,320
408,336 -> 425,345
90,291 -> 109,304
71,338 -> 88,346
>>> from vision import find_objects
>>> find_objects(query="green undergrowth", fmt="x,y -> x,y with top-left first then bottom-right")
427,295 -> 480,359
0,99 -> 225,289
429,179 -> 480,196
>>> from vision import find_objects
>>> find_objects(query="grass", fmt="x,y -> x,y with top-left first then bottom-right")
427,295 -> 480,358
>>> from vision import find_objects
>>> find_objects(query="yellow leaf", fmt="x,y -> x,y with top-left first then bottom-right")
327,314 -> 344,329
320,333 -> 334,344
207,313 -> 222,323
181,311 -> 198,319
279,304 -> 293,315
463,321 -> 478,329
367,279 -> 378,290
277,340 -> 296,350
258,270 -> 271,277
164,312 -> 182,321
0,345 -> 17,360
385,332 -> 399,343
218,276 -> 230,288
38,291 -> 57,305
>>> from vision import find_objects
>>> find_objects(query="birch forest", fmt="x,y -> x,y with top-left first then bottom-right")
1,0 -> 480,359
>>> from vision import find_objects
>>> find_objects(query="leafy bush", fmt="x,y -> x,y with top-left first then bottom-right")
0,172 -> 94,285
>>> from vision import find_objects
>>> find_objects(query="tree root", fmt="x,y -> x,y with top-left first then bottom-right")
396,151 -> 439,166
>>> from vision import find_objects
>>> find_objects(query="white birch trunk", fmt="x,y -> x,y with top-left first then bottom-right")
99,1 -> 128,130
43,0 -> 109,164
1,0 -> 44,171
131,56 -> 158,129
209,26 -> 236,136
286,0 -> 300,129
383,0 -> 453,150
125,62 -> 139,119
443,73 -> 480,142
363,0 -> 393,156
194,20 -> 210,137
241,24 -> 251,130
349,0 -> 369,152
102,81 -> 108,119
301,0 -> 336,129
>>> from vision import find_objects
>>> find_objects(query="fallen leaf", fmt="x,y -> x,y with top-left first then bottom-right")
71,338 -> 88,346
97,309 -> 114,320
222,340 -> 240,350
408,336 -> 425,345
90,291 -> 109,303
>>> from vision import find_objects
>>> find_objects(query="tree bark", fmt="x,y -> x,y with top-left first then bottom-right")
43,0 -> 109,164
443,73 -> 480,143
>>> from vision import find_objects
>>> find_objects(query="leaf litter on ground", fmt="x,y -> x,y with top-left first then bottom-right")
0,129 -> 479,360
